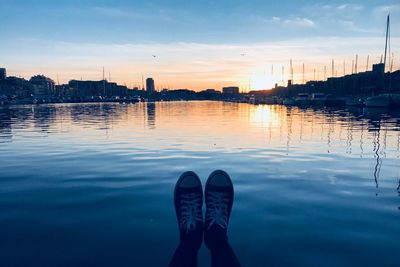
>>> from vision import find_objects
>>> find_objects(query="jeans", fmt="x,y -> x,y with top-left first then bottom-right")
169,227 -> 241,267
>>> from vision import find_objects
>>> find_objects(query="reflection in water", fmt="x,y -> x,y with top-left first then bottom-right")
1,102 -> 400,194
398,179 -> 400,211
360,119 -> 364,158
373,129 -> 382,195
146,102 -> 156,129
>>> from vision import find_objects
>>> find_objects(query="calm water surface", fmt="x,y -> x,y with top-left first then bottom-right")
0,101 -> 399,267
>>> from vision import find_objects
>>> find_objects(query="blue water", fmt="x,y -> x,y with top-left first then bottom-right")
0,102 -> 399,267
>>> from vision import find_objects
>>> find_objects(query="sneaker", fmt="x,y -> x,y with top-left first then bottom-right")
174,171 -> 203,247
204,170 -> 234,247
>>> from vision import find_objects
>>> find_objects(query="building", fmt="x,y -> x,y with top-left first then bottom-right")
68,80 -> 129,98
0,76 -> 32,98
146,78 -> 155,94
30,75 -> 55,97
0,68 -> 6,81
223,86 -> 239,95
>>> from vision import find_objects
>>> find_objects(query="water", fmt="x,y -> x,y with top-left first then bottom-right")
0,101 -> 399,267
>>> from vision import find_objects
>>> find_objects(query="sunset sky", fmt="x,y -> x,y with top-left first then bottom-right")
1,0 -> 399,91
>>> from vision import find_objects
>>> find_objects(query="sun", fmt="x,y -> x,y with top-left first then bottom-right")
251,74 -> 275,91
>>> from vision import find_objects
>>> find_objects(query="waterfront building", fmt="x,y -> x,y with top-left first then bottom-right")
0,68 -> 6,80
68,80 -> 129,98
0,76 -> 32,98
30,75 -> 55,97
146,78 -> 155,94
223,87 -> 239,95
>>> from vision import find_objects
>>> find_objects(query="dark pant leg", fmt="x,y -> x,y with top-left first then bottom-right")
169,243 -> 199,267
209,242 -> 241,267
205,229 -> 241,267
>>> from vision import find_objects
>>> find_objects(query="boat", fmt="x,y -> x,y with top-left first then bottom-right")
248,95 -> 256,104
365,95 -> 391,108
282,98 -> 295,106
311,93 -> 327,106
364,16 -> 397,109
0,95 -> 7,105
390,94 -> 400,107
295,93 -> 311,106
344,97 -> 364,107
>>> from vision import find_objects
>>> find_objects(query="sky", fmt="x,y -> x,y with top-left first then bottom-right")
0,0 -> 399,91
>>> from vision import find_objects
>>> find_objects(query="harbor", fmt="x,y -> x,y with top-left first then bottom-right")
1,1 -> 400,266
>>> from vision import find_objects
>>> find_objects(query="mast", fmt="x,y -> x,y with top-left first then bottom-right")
102,67 -> 105,96
384,15 -> 390,71
290,59 -> 293,83
366,55 -> 370,72
343,60 -> 346,76
355,54 -> 358,74
302,63 -> 305,84
271,64 -> 274,86
390,54 -> 394,72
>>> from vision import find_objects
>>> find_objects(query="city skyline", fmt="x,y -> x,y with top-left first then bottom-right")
1,0 -> 400,91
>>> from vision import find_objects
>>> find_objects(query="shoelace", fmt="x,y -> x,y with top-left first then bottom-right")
180,193 -> 202,232
206,191 -> 229,230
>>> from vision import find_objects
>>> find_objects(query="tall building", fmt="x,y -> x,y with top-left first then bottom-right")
0,68 -> 6,81
146,78 -> 155,94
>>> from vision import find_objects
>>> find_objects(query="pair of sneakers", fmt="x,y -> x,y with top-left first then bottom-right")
174,170 -> 234,249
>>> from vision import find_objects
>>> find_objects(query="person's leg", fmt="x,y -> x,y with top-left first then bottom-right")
204,170 -> 241,267
169,171 -> 204,267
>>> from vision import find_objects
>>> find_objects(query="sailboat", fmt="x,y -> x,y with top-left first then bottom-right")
365,15 -> 394,108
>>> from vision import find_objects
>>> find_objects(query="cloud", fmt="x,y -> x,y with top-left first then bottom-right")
90,5 -> 174,21
336,20 -> 379,34
254,16 -> 316,28
3,37 -> 399,89
92,6 -> 127,17
336,4 -> 364,12
282,17 -> 316,28
373,4 -> 400,16
304,3 -> 364,18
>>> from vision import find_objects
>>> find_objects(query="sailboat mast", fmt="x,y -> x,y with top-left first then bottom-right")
290,59 -> 293,83
343,60 -> 346,76
384,15 -> 390,71
355,55 -> 358,74
102,67 -> 106,96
